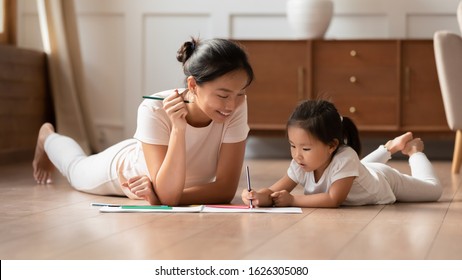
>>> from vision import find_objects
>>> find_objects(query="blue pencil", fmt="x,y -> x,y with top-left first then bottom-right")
246,165 -> 254,209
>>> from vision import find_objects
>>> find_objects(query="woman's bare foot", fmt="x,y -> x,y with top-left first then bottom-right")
402,138 -> 424,156
32,123 -> 55,184
384,132 -> 413,154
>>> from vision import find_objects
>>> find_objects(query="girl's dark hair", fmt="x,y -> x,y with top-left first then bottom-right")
287,100 -> 362,156
176,37 -> 254,88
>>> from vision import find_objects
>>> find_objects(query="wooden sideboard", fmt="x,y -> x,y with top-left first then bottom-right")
0,45 -> 54,164
239,40 -> 449,135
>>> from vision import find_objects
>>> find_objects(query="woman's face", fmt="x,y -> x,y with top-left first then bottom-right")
187,70 -> 249,126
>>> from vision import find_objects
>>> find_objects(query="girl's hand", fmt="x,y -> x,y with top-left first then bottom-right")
271,190 -> 294,207
163,89 -> 188,129
122,175 -> 161,205
241,188 -> 257,206
241,188 -> 274,207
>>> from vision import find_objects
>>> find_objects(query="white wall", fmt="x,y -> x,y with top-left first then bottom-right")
16,0 -> 461,148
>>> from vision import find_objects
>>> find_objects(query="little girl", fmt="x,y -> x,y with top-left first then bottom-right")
242,100 -> 442,208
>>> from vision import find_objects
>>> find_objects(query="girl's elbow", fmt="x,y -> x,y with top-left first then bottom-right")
329,197 -> 344,208
318,199 -> 342,208
331,202 -> 342,208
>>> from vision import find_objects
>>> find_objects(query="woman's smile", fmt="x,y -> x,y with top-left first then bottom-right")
217,110 -> 232,118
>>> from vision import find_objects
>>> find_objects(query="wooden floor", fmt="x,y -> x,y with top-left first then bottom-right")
0,158 -> 461,260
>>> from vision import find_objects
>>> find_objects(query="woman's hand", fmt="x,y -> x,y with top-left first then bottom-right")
163,89 -> 188,129
271,190 -> 294,207
122,175 -> 161,205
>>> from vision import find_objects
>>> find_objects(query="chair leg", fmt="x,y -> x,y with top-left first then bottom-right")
452,130 -> 462,174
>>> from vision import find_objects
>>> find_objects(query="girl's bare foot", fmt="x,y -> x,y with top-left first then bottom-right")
384,132 -> 413,154
32,123 -> 55,184
402,138 -> 424,156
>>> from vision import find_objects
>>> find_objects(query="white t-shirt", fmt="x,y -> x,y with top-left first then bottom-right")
115,89 -> 249,192
287,146 -> 396,206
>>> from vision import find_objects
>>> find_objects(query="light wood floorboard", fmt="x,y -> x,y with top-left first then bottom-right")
0,159 -> 460,260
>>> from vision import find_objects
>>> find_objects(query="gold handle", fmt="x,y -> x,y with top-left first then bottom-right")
349,106 -> 356,113
350,50 -> 357,57
404,66 -> 411,101
349,76 -> 357,83
297,66 -> 305,100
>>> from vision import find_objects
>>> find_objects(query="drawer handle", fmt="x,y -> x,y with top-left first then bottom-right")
350,50 -> 357,57
404,66 -> 411,101
349,107 -> 356,113
297,66 -> 305,100
349,76 -> 357,83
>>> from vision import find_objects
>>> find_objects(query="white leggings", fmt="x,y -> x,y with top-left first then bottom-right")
45,133 -> 134,196
361,146 -> 442,202
46,133 -> 442,202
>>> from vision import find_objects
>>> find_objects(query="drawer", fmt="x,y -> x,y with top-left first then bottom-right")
313,40 -> 398,69
313,65 -> 398,96
327,95 -> 398,128
312,40 -> 399,97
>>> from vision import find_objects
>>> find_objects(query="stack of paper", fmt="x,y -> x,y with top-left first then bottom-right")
95,204 -> 302,214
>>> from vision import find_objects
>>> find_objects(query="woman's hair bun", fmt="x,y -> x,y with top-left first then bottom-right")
176,37 -> 199,64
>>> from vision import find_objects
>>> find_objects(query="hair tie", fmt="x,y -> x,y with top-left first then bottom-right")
340,115 -> 343,122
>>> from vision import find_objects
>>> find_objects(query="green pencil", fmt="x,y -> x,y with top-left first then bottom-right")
143,96 -> 190,103
121,205 -> 172,210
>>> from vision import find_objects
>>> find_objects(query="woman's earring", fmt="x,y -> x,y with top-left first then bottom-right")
188,90 -> 195,103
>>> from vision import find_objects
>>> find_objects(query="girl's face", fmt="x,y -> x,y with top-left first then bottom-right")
287,126 -> 338,179
187,70 -> 249,126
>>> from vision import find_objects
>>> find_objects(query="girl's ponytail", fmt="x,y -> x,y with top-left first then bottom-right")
341,116 -> 361,156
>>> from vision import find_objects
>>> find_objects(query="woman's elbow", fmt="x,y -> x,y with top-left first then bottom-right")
156,191 -> 182,206
220,192 -> 235,204
212,181 -> 238,204
153,181 -> 183,206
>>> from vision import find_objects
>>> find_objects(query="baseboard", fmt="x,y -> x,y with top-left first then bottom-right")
245,136 -> 454,161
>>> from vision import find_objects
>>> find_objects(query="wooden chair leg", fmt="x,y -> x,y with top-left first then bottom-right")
452,130 -> 462,174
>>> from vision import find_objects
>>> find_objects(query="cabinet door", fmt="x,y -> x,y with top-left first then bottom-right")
239,41 -> 309,130
312,40 -> 400,131
400,41 -> 449,132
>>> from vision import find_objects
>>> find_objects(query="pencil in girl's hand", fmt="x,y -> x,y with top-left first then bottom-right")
142,96 -> 190,103
246,165 -> 254,209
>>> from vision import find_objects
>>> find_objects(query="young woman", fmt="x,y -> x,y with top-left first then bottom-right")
33,37 -> 254,206
242,99 -> 442,208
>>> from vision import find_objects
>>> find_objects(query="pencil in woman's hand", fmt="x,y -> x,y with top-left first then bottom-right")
142,95 -> 190,103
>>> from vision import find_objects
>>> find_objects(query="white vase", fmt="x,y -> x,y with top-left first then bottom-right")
286,0 -> 334,39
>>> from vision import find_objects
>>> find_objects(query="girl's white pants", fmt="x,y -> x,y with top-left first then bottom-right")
361,145 -> 442,202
